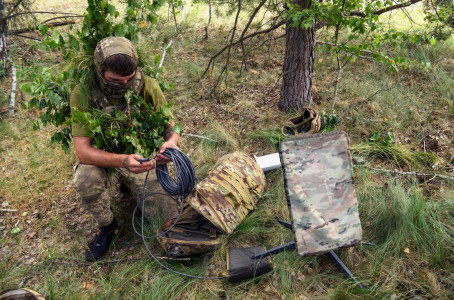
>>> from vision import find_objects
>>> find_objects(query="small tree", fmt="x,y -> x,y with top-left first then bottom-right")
1,0 -> 35,69
201,0 -> 449,112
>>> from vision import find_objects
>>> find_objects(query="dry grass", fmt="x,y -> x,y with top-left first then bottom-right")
1,1 -> 454,299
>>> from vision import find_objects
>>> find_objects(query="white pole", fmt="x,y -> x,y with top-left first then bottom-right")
8,64 -> 16,115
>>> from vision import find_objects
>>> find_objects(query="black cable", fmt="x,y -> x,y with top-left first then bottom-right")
132,148 -> 226,280
131,148 -> 194,239
156,148 -> 196,199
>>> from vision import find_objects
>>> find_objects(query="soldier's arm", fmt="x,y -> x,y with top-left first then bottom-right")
74,136 -> 156,173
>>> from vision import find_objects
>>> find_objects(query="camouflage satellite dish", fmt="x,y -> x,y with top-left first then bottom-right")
279,131 -> 362,256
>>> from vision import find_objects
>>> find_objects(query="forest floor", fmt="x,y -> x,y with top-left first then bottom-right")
1,2 -> 454,300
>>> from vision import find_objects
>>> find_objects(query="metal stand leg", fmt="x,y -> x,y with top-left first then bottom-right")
325,250 -> 364,289
252,219 -> 364,289
251,242 -> 296,259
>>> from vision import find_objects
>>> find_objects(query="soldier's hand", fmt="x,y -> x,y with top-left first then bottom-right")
123,154 -> 156,173
156,141 -> 179,165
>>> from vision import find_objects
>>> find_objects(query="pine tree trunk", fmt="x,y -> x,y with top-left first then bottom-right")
278,0 -> 315,113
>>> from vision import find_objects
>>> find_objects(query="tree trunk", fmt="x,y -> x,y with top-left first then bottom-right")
0,0 -> 6,69
278,0 -> 315,113
8,64 -> 16,115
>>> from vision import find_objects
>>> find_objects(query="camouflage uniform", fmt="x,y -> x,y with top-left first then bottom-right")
73,164 -> 178,226
70,37 -> 178,227
279,131 -> 362,256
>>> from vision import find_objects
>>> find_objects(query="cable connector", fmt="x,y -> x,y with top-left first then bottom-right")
138,158 -> 151,164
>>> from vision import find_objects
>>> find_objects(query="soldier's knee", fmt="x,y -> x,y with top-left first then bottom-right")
74,164 -> 107,197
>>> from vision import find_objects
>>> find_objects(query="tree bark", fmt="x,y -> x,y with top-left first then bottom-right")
278,0 -> 315,113
8,64 -> 16,115
0,0 -> 6,69
203,0 -> 211,40
8,20 -> 76,35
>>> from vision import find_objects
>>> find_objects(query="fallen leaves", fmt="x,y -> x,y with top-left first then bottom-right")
82,281 -> 95,289
27,232 -> 37,239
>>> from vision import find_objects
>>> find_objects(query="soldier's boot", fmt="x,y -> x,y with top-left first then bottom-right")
85,218 -> 118,262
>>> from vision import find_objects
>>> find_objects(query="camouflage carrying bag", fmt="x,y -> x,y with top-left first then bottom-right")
279,131 -> 362,256
157,152 -> 266,257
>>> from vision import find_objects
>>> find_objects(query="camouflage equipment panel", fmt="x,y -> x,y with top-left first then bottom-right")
279,131 -> 362,256
187,152 -> 266,233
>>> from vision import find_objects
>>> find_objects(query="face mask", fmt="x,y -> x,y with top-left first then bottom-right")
93,37 -> 142,99
96,71 -> 137,99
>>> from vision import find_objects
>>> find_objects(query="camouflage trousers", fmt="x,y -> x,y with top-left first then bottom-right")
73,163 -> 179,227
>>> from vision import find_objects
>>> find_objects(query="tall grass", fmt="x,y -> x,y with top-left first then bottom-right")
350,142 -> 439,170
358,178 -> 454,266
247,128 -> 285,151
136,268 -> 198,300
187,121 -> 240,178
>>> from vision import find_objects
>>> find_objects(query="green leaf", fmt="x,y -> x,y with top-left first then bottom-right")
172,123 -> 183,135
146,14 -> 158,24
38,24 -> 49,36
11,227 -> 21,234
68,34 -> 80,50
369,131 -> 381,143
108,4 -> 117,17
154,55 -> 162,65
39,99 -> 47,110
20,83 -> 31,93
429,37 -> 436,45
383,132 -> 395,145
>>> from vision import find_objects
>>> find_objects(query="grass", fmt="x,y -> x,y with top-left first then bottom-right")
1,0 -> 454,299
247,128 -> 285,151
350,142 -> 440,170
358,178 -> 454,264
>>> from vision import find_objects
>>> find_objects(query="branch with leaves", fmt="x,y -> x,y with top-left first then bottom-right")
8,20 -> 77,35
21,0 -> 170,152
349,0 -> 424,17
201,19 -> 286,79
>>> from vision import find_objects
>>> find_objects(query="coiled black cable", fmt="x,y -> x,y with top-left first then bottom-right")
132,148 -> 195,239
155,148 -> 197,198
132,148 -> 226,280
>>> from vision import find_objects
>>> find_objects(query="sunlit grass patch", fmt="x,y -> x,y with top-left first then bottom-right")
0,116 -> 74,207
378,2 -> 426,31
187,121 -> 240,178
351,142 -> 440,170
247,127 -> 284,152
